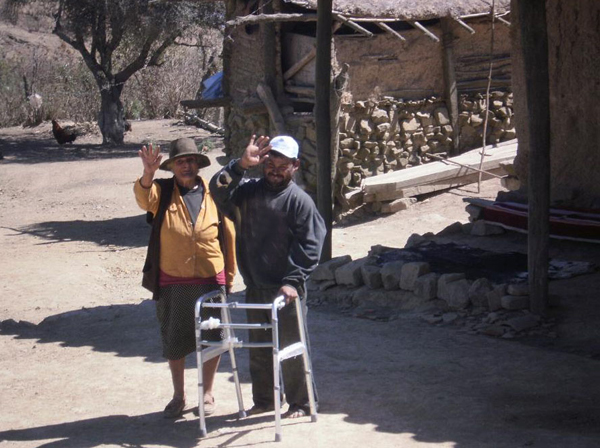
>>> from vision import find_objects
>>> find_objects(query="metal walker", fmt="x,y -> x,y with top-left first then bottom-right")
194,290 -> 318,442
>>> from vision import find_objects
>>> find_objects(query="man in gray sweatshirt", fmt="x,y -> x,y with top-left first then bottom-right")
210,135 -> 326,418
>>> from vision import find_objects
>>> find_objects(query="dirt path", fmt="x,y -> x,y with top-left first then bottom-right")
1,120 -> 599,447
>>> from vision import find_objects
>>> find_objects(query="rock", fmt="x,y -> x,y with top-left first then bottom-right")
468,278 -> 493,308
405,233 -> 428,248
421,314 -> 442,324
371,108 -> 390,124
368,244 -> 396,256
311,255 -> 352,281
437,274 -> 470,309
442,312 -> 459,324
318,280 -> 337,291
470,114 -> 484,127
501,176 -> 521,191
362,264 -> 383,289
480,324 -> 507,337
380,261 -> 405,290
486,284 -> 507,311
507,283 -> 529,296
504,128 -> 517,139
335,258 -> 370,287
401,117 -> 420,132
416,111 -> 433,127
359,119 -> 373,134
434,107 -> 450,125
471,220 -> 505,236
465,204 -> 482,221
381,198 -> 416,213
399,262 -> 430,291
436,221 -> 464,236
414,273 -> 440,300
501,295 -> 530,310
505,314 -> 539,332
377,123 -> 391,133
340,138 -> 355,149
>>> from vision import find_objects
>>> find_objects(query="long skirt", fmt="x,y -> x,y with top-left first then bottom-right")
156,284 -> 225,360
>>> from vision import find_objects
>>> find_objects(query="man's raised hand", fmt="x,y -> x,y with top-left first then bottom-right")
239,135 -> 271,170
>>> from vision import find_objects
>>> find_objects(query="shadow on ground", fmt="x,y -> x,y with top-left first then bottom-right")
0,138 -> 146,164
0,300 -> 163,363
1,301 -> 600,447
2,214 -> 149,248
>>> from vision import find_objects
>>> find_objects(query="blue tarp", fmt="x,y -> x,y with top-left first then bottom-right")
201,72 -> 223,99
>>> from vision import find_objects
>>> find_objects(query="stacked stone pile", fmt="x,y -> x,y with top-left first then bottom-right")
307,230 -> 558,340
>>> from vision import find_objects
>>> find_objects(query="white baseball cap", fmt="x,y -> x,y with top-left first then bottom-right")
270,135 -> 299,159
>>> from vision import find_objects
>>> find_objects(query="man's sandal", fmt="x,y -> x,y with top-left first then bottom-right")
247,404 -> 275,416
284,405 -> 309,419
163,397 -> 186,419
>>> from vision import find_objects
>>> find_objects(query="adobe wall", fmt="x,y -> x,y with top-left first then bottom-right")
511,0 -> 600,208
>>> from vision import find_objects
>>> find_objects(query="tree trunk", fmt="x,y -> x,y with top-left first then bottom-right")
98,83 -> 126,145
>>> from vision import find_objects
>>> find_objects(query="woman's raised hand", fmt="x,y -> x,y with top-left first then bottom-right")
239,135 -> 271,170
139,143 -> 162,177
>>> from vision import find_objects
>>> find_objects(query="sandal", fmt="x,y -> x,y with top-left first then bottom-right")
163,397 -> 186,419
192,399 -> 217,417
284,405 -> 309,419
247,404 -> 275,416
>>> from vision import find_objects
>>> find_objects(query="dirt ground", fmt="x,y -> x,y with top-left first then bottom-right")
1,119 -> 599,448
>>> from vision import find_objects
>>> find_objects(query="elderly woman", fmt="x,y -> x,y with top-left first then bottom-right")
134,138 -> 236,418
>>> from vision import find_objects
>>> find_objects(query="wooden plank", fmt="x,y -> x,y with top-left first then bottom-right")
364,167 -> 506,202
283,46 -> 317,81
256,82 -> 286,134
180,97 -> 231,109
401,167 -> 505,197
364,143 -> 517,193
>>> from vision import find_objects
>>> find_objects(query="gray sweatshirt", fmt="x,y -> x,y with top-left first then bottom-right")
209,159 -> 326,291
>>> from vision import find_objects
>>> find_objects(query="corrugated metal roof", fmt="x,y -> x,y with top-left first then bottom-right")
283,0 -> 510,20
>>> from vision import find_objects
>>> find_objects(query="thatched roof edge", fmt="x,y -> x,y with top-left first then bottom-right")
283,0 -> 510,20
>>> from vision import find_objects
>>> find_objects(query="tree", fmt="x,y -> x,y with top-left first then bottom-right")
47,0 -> 223,144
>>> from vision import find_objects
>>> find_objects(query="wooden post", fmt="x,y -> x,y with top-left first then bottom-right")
517,0 -> 550,315
441,18 -> 460,156
316,0 -> 333,261
263,1 -> 278,97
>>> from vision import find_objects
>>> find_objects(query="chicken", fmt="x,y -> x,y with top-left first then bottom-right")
51,120 -> 81,145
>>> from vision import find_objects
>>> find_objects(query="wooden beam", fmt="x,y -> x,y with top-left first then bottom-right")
495,15 -> 511,27
226,13 -> 318,27
316,0 -> 333,261
180,97 -> 231,109
283,46 -> 317,81
376,22 -> 406,41
453,17 -> 476,34
256,82 -> 286,135
284,85 -> 315,96
408,21 -> 440,42
517,0 -> 550,315
441,18 -> 460,156
333,13 -> 374,37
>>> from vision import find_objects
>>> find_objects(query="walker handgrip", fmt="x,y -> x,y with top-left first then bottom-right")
273,295 -> 286,310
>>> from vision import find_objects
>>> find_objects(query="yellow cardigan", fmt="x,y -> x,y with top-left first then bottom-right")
134,177 -> 236,288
